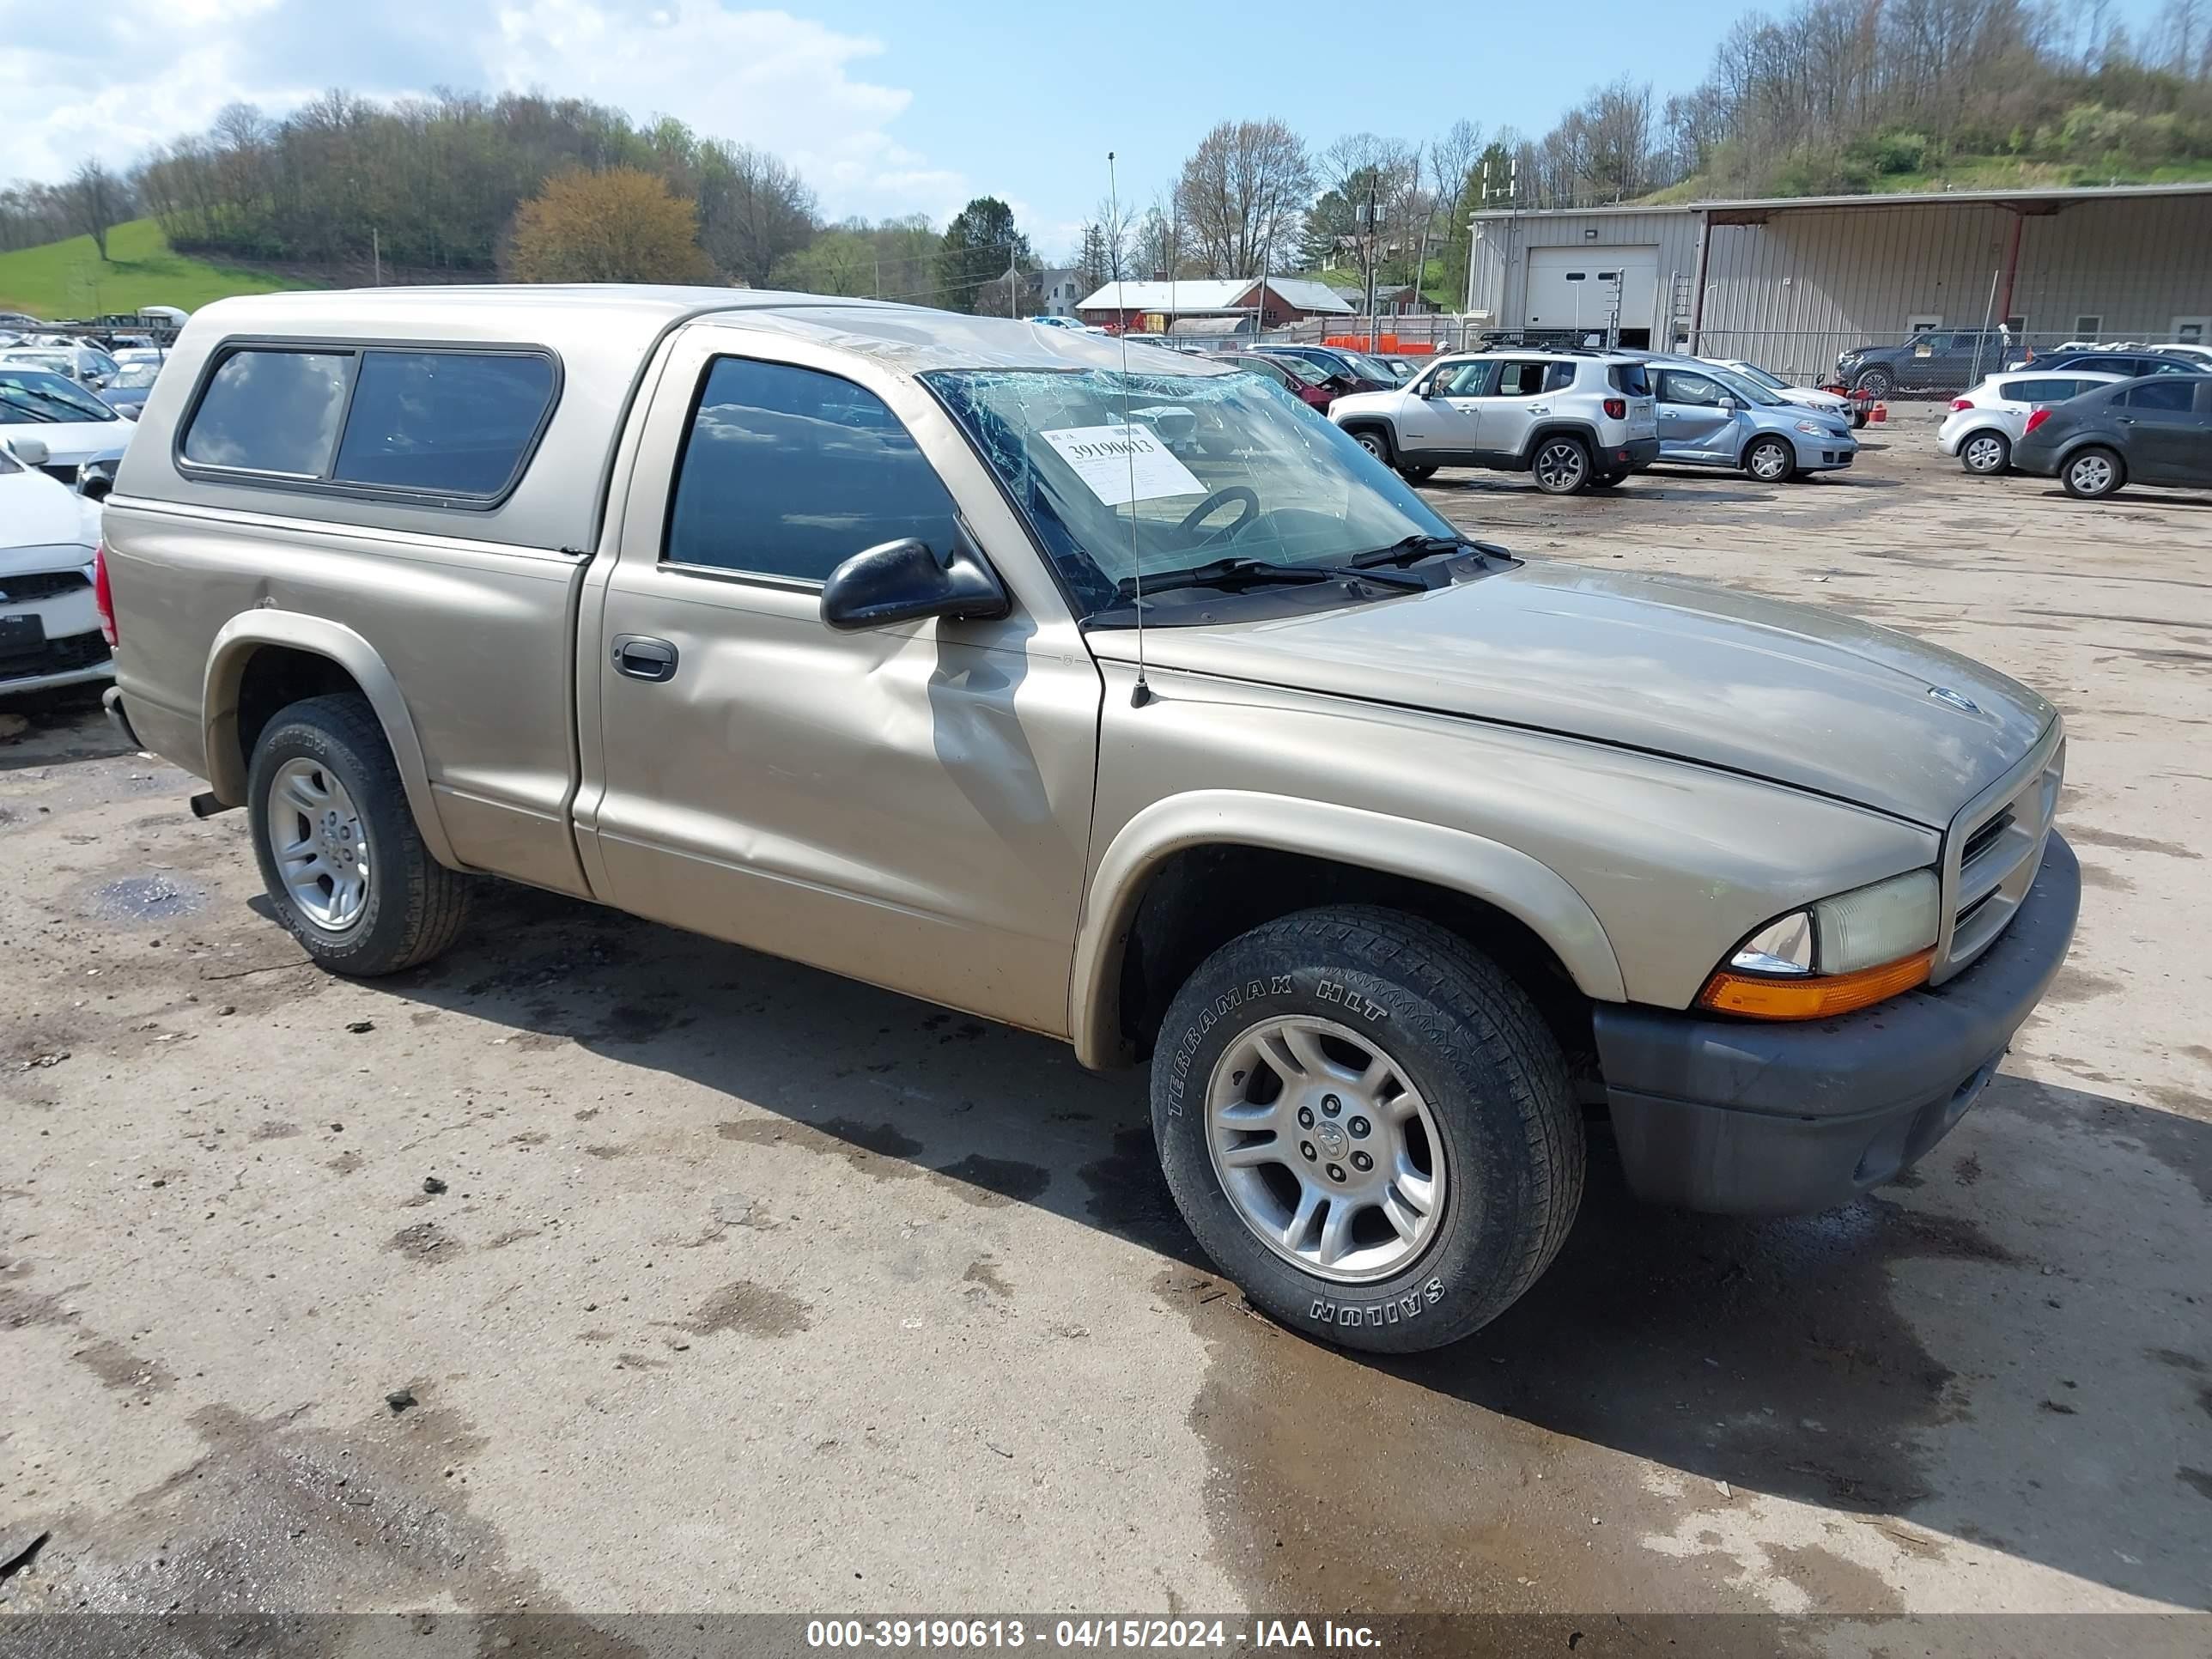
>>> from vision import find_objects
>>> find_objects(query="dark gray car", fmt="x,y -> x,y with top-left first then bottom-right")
1835,329 -> 2011,397
2010,373 -> 2212,498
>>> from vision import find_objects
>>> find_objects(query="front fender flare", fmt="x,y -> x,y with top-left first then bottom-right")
1068,790 -> 1626,1069
203,610 -> 460,870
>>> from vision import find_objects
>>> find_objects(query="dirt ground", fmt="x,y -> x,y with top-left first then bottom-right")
3,408 -> 2209,1644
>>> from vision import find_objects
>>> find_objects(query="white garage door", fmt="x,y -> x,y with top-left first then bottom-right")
1525,245 -> 1659,343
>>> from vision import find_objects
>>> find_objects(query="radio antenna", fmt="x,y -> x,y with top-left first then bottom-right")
1109,149 -> 1151,708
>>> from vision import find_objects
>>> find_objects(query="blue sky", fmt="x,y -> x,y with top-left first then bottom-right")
3,0 -> 2177,259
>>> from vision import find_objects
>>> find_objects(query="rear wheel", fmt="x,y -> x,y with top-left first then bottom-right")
1397,462 -> 1438,483
1960,430 -> 2011,474
1745,435 -> 1796,483
1529,435 -> 1591,495
2061,445 -> 2124,499
247,694 -> 471,976
1149,905 -> 1585,1353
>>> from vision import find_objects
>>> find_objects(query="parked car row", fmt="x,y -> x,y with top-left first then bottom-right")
1940,367 -> 2212,498
1311,347 -> 1855,494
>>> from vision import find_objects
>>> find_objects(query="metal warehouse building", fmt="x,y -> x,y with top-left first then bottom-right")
1466,182 -> 2212,383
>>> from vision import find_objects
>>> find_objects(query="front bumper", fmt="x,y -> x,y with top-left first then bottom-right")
1791,430 -> 1858,470
1593,832 -> 2080,1215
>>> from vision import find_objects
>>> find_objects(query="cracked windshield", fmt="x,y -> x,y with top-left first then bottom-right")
927,366 -> 1458,615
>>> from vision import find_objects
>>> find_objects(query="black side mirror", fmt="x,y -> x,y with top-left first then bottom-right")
820,537 -> 1011,632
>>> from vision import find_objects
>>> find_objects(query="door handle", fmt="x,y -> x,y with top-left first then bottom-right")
611,635 -> 679,682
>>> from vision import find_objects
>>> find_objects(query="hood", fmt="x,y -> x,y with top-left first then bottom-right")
1101,562 -> 2052,828
1781,386 -> 1848,410
0,418 -> 131,468
1329,389 -> 1398,420
0,470 -> 100,563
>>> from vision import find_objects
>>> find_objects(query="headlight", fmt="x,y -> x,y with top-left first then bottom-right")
1794,420 -> 1830,435
1699,868 -> 1941,1019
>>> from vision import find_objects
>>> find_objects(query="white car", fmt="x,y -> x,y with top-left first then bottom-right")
0,366 -> 134,488
1938,368 -> 2133,475
0,439 -> 111,694
1,341 -> 125,388
1702,358 -> 1863,427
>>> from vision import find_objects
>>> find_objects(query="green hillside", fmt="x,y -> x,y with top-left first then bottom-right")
1642,154 -> 2212,206
0,219 -> 310,319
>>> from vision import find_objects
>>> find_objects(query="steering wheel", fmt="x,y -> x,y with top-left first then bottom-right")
1176,486 -> 1259,547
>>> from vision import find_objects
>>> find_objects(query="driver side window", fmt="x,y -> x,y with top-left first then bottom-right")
1429,361 -> 1492,397
665,356 -> 960,583
1660,370 -> 1723,407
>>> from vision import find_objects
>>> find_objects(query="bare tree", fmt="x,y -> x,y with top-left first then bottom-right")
1171,118 -> 1315,279
64,159 -> 127,261
1312,133 -> 1418,312
696,141 -> 817,286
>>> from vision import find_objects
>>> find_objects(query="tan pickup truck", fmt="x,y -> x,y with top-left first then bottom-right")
97,288 -> 2078,1352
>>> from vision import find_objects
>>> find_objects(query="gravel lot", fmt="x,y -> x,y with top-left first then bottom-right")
3,408 -> 2209,1638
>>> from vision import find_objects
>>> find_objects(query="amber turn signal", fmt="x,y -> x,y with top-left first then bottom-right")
1696,947 -> 1935,1020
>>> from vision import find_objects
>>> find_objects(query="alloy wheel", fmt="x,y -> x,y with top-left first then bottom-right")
2068,453 -> 2116,495
266,757 -> 372,932
1205,1016 -> 1449,1284
1963,434 -> 2008,473
1533,440 -> 1586,492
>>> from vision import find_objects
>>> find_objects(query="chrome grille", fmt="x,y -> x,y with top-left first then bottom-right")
1934,727 -> 2063,983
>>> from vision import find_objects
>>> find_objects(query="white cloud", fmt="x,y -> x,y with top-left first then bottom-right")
1,2 -> 303,181
485,1 -> 966,218
4,0 -> 963,222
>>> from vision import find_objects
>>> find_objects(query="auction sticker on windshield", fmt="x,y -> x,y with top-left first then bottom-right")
1040,424 -> 1203,506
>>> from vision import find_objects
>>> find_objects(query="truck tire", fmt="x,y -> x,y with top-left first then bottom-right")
246,693 -> 471,976
1150,905 -> 1584,1353
1852,366 -> 1894,398
1528,434 -> 1591,495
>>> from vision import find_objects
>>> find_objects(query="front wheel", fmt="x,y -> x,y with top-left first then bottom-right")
1852,368 -> 1893,398
246,694 -> 471,975
2062,446 -> 2124,499
1150,906 -> 1585,1353
1959,430 -> 2010,475
1529,435 -> 1591,495
1349,428 -> 1392,465
1744,435 -> 1796,483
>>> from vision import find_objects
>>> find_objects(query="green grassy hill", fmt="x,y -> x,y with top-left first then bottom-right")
0,218 -> 311,319
1642,154 -> 2212,204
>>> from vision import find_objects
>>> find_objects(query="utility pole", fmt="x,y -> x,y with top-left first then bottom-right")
372,228 -> 381,287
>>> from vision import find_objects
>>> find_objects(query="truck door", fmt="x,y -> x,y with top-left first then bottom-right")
574,327 -> 1103,1038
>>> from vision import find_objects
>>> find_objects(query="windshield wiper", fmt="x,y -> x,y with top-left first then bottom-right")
1115,556 -> 1423,600
0,392 -> 63,423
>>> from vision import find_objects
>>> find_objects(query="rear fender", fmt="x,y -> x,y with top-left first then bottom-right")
202,611 -> 459,869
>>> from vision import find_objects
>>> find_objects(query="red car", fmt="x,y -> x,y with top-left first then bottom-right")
1208,351 -> 1343,411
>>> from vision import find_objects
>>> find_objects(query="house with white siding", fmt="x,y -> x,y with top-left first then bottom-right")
1466,182 -> 2212,384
